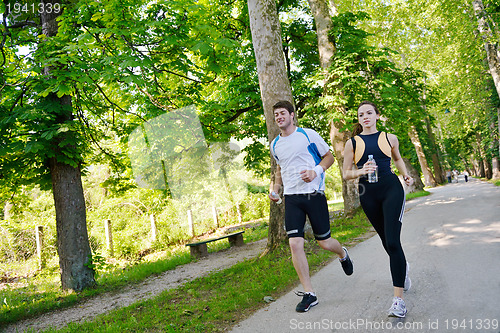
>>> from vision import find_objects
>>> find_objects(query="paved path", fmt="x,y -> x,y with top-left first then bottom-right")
231,178 -> 500,333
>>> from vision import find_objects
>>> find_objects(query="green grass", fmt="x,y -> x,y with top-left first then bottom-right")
405,189 -> 431,201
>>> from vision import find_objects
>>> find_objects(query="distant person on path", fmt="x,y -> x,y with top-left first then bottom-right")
269,100 -> 353,313
464,170 -> 469,182
342,101 -> 413,318
446,170 -> 452,183
453,169 -> 459,183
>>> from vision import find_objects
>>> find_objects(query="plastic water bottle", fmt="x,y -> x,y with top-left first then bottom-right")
271,191 -> 282,204
367,155 -> 378,183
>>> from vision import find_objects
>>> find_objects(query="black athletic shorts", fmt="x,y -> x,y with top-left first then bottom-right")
284,191 -> 331,240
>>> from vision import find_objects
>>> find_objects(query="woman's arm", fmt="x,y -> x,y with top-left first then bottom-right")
342,140 -> 375,180
388,133 -> 414,186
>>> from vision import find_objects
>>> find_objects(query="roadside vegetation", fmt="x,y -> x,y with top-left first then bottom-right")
1,187 -> 427,331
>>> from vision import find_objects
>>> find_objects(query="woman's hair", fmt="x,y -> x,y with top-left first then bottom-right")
351,101 -> 380,136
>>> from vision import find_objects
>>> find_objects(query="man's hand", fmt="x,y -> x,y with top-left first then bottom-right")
300,169 -> 317,183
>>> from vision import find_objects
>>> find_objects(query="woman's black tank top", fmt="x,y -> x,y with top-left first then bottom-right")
351,131 -> 393,177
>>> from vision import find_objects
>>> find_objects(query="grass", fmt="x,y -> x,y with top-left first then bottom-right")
405,189 -> 431,200
2,190 -> 428,331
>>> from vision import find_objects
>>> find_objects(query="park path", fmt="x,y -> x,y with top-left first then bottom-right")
231,178 -> 500,333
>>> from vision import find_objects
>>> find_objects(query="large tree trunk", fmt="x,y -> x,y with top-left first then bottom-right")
473,0 -> 500,167
400,158 -> 424,193
473,0 -> 500,100
408,126 -> 437,187
42,0 -> 95,291
424,117 -> 444,184
474,133 -> 486,178
248,0 -> 291,250
308,0 -> 360,215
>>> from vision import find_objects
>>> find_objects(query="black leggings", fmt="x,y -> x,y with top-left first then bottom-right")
359,173 -> 407,288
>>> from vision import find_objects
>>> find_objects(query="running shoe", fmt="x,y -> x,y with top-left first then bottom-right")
404,262 -> 411,292
388,297 -> 407,318
340,246 -> 353,276
295,291 -> 318,312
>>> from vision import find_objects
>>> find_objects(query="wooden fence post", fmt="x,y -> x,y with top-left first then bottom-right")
212,205 -> 219,228
105,219 -> 114,257
35,226 -> 45,269
187,209 -> 195,237
236,203 -> 243,224
150,214 -> 157,241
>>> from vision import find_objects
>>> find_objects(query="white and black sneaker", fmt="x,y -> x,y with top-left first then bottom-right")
295,291 -> 318,312
388,297 -> 407,318
404,262 -> 411,292
340,247 -> 353,276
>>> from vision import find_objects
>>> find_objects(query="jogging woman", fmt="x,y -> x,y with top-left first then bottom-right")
342,101 -> 413,318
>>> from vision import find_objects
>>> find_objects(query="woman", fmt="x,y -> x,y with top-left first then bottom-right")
342,101 -> 413,318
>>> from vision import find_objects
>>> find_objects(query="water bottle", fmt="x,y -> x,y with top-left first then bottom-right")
367,155 -> 378,183
271,191 -> 282,204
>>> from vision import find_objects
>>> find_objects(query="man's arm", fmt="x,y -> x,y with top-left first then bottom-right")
300,151 -> 334,183
269,164 -> 283,201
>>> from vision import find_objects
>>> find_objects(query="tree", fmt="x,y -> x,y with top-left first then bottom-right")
1,0 -> 95,290
307,0 -> 360,215
247,0 -> 292,250
472,0 -> 500,178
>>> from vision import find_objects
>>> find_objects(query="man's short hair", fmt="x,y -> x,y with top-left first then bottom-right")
273,100 -> 295,114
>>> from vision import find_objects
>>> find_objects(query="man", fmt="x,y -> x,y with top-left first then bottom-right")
269,100 -> 353,313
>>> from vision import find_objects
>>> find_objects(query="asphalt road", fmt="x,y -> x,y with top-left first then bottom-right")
231,178 -> 500,333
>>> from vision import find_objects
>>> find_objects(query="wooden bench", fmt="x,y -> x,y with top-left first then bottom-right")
186,230 -> 245,258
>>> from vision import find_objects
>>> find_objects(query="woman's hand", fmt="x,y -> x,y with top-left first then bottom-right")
403,175 -> 414,186
360,160 -> 377,177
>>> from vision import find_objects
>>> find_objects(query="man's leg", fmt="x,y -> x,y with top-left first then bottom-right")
317,237 -> 344,257
289,237 -> 314,292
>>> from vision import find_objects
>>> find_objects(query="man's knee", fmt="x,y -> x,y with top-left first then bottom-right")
289,237 -> 305,252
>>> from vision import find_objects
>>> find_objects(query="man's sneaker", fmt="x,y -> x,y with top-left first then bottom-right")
388,297 -> 407,318
404,262 -> 411,292
340,247 -> 353,276
295,291 -> 318,312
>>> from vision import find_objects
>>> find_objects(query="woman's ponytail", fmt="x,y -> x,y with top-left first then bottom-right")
352,122 -> 363,137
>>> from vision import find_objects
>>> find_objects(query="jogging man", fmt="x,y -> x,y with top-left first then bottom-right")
269,100 -> 353,313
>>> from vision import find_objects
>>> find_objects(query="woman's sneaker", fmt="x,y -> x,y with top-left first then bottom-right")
340,247 -> 353,275
388,297 -> 407,318
295,291 -> 318,312
404,262 -> 411,292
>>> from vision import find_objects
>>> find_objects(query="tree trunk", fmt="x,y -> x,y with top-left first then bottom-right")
492,156 -> 500,179
474,133 -> 486,178
308,0 -> 360,215
408,126 -> 437,187
473,1 -> 500,101
424,117 -> 444,184
247,0 -> 291,250
491,112 -> 500,179
473,1 -> 500,179
400,158 -> 424,193
42,0 -> 95,291
498,106 -> 500,159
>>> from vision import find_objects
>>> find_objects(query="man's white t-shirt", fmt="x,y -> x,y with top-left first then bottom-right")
270,127 -> 330,195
